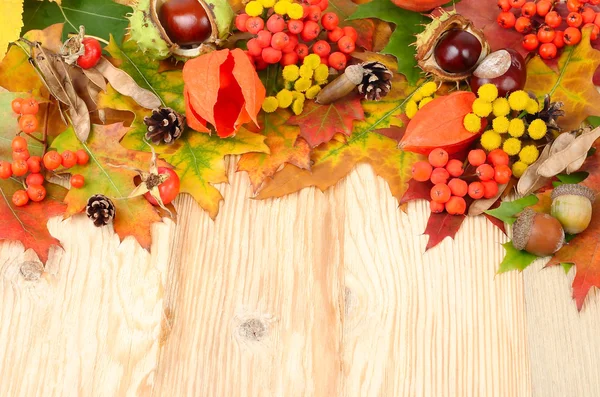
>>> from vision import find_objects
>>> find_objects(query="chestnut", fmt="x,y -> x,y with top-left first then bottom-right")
469,48 -> 526,97
512,208 -> 565,257
159,0 -> 212,46
551,184 -> 596,234
434,29 -> 482,74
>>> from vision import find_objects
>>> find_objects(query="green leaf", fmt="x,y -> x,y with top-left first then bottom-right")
561,263 -> 574,274
348,0 -> 427,85
485,195 -> 539,225
498,242 -> 538,273
588,116 -> 600,128
552,171 -> 589,187
21,0 -> 130,43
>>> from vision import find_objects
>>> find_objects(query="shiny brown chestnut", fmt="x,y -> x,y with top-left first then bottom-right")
469,48 -> 526,97
159,0 -> 212,46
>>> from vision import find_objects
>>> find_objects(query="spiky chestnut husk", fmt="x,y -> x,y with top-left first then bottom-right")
128,0 -> 234,60
551,184 -> 596,234
512,208 -> 565,257
414,10 -> 489,82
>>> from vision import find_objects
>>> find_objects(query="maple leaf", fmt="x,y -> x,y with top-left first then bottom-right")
0,0 -> 24,61
329,0 -> 376,51
50,123 -> 167,250
423,212 -> 466,251
98,87 -> 269,219
399,178 -> 431,206
289,95 -> 365,147
237,109 -> 310,194
453,0 -> 527,57
485,195 -> 539,225
497,242 -> 538,274
546,145 -> 600,310
256,55 -> 422,203
525,29 -> 600,131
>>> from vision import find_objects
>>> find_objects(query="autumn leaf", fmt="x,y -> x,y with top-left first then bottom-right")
423,212 -> 466,251
289,95 -> 365,147
98,88 -> 269,219
485,195 -> 539,225
348,0 -> 428,84
525,28 -> 600,131
0,0 -> 24,61
399,178 -> 431,206
21,0 -> 131,43
497,242 -> 538,274
329,0 -> 377,51
453,0 -> 527,57
237,109 -> 310,194
546,145 -> 600,310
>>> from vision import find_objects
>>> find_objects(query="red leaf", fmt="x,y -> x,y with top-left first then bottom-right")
289,96 -> 365,147
423,212 -> 466,251
399,178 -> 432,206
0,181 -> 67,263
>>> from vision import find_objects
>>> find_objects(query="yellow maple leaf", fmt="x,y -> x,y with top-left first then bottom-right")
0,0 -> 24,61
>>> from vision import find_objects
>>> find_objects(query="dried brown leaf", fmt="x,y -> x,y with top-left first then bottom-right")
538,127 -> 600,177
468,183 -> 509,216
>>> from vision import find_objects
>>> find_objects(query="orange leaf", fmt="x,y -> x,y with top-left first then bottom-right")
183,48 -> 265,137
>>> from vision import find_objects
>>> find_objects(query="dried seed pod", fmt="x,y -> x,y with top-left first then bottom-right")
538,127 -> 600,177
551,184 -> 596,234
468,183 -> 508,216
316,64 -> 364,105
516,144 -> 552,196
415,11 -> 489,82
512,208 -> 565,257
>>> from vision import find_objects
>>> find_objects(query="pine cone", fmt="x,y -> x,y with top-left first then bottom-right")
86,194 -> 115,227
144,107 -> 185,144
358,62 -> 393,101
526,94 -> 565,132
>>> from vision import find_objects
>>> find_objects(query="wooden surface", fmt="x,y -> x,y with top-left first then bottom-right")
1,159 -> 599,397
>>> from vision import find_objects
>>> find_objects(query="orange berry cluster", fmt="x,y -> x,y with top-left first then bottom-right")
0,136 -> 46,207
43,149 -> 88,189
497,0 -> 600,60
11,97 -> 39,133
410,148 -> 513,216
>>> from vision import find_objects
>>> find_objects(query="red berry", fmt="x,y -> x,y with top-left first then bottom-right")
296,43 -> 309,59
553,30 -> 565,48
522,33 -> 539,51
256,30 -> 272,48
307,0 -> 320,5
262,47 -> 282,64
468,149 -> 487,166
246,17 -> 264,35
338,36 -> 355,54
515,16 -> 532,33
307,5 -> 321,22
43,151 -> 62,170
498,0 -> 511,11
282,34 -> 299,53
271,32 -> 290,50
430,168 -> 450,185
11,98 -> 23,114
235,13 -> 250,32
497,11 -> 516,28
266,14 -> 286,33
494,164 -> 513,184
254,58 -> 269,70
430,183 -> 452,203
510,0 -> 526,8
482,180 -> 499,198
567,0 -> 583,12
11,136 -> 28,152
428,148 -> 449,167
487,149 -> 510,166
448,178 -> 468,197
468,182 -> 485,199
539,42 -> 557,59
342,26 -> 358,42
321,12 -> 339,30
247,38 -> 262,57
317,0 -> 329,11
445,196 -> 466,215
77,38 -> 102,69
11,160 -> 28,177
0,161 -> 12,179
313,40 -> 331,57
537,26 -> 555,43
288,19 -> 304,35
567,11 -> 583,28
75,149 -> 89,165
411,161 -> 433,182
27,156 -> 42,173
445,159 -> 464,177
582,7 -> 596,24
564,26 -> 582,45
26,173 -> 44,186
536,0 -> 552,17
476,164 -> 495,181
20,98 -> 39,115
61,150 -> 77,168
521,2 -> 536,17
70,174 -> 85,188
12,190 -> 29,207
281,51 -> 299,66
19,114 -> 38,134
545,11 -> 562,28
328,51 -> 346,70
26,184 -> 46,202
584,23 -> 600,40
327,27 -> 344,43
301,21 -> 320,41
13,149 -> 30,161
430,200 -> 445,213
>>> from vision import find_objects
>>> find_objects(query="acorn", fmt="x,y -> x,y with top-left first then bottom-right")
512,208 -> 565,257
128,0 -> 234,60
414,11 -> 490,82
551,184 -> 596,234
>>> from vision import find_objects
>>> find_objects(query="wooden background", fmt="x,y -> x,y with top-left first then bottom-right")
1,159 -> 599,397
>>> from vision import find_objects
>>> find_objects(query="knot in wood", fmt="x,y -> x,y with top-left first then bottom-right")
238,318 -> 266,341
20,261 -> 44,281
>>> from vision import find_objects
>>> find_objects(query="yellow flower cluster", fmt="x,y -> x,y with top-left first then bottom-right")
464,84 -> 499,133
406,81 -> 438,119
246,0 -> 302,18
261,54 -> 329,115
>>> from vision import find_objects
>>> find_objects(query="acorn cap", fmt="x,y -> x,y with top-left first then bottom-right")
512,208 -> 536,251
551,183 -> 596,203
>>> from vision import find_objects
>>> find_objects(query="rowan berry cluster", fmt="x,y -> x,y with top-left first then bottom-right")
497,0 -> 600,60
11,97 -> 40,134
236,0 -> 357,70
411,148 -> 513,216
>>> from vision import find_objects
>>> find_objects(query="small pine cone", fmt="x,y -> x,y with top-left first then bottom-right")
358,61 -> 393,101
144,107 -> 185,144
86,194 -> 115,227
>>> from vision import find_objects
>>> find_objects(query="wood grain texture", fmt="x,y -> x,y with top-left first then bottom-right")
0,159 -> 597,396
